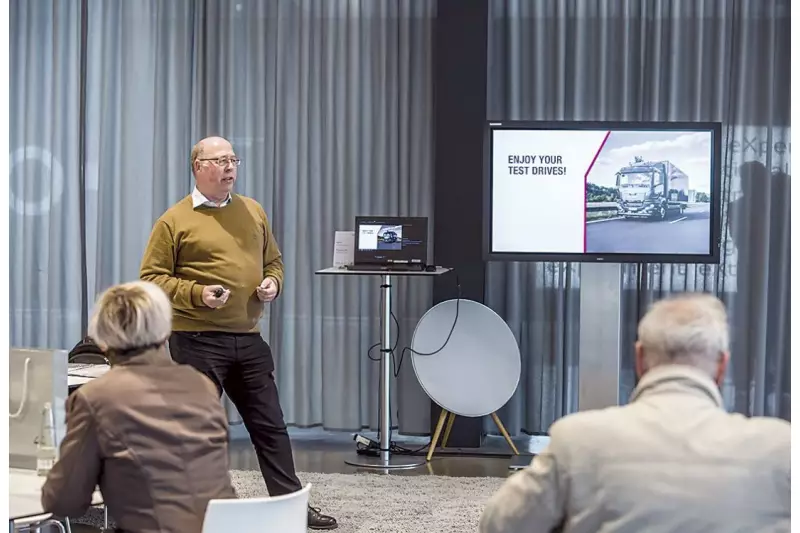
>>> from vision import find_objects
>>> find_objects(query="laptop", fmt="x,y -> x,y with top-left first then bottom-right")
348,216 -> 429,271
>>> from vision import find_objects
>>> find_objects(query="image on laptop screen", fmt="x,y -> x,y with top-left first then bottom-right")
354,216 -> 428,266
358,224 -> 404,251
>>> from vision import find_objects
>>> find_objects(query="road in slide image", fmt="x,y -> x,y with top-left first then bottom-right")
585,204 -> 711,255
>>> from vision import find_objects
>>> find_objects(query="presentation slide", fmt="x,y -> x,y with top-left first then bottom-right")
358,224 -> 404,251
358,224 -> 381,250
490,128 -> 713,256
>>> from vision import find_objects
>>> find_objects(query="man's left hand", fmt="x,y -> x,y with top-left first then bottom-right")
257,277 -> 279,302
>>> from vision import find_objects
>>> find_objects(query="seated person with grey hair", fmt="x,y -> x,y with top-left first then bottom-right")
479,293 -> 789,533
42,281 -> 236,533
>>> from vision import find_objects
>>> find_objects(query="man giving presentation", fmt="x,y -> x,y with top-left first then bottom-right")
140,136 -> 337,530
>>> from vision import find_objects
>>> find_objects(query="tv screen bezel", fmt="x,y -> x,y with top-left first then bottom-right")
483,120 -> 723,265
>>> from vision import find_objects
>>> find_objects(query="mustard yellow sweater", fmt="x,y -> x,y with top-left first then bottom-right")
139,194 -> 284,332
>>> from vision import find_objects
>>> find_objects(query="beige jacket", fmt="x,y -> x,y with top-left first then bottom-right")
42,348 -> 236,533
480,365 -> 790,533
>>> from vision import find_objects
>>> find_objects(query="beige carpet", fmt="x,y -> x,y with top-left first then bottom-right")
75,470 -> 505,532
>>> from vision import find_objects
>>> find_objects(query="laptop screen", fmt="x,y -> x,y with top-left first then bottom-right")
354,216 -> 428,266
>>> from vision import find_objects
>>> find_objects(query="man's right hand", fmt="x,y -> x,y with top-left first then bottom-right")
202,285 -> 230,308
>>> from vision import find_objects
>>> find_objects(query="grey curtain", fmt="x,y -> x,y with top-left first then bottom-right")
486,0 -> 791,436
10,0 -> 436,435
10,0 -> 84,348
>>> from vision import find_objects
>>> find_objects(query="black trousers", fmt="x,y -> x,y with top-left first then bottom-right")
168,331 -> 302,496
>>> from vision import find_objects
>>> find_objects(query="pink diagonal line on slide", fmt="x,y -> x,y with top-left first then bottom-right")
584,131 -> 611,252
585,131 -> 611,179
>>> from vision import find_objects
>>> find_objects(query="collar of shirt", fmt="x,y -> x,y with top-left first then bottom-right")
191,187 -> 232,209
630,364 -> 724,408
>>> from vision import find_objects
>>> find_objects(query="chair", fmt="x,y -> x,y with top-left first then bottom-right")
67,337 -> 110,365
202,484 -> 311,533
13,513 -> 66,532
410,299 -> 522,461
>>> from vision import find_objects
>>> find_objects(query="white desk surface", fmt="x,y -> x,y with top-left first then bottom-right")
316,266 -> 452,276
9,467 -> 103,522
68,363 -> 110,387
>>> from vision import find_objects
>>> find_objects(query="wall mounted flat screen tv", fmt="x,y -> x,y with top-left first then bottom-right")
484,121 -> 723,264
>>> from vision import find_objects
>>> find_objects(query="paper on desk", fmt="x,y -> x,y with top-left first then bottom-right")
68,364 -> 110,379
332,231 -> 355,267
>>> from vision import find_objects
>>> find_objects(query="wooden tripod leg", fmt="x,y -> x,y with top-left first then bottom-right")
427,409 -> 449,462
491,412 -> 520,455
441,411 -> 456,448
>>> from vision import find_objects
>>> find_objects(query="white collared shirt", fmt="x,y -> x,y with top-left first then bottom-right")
191,187 -> 232,209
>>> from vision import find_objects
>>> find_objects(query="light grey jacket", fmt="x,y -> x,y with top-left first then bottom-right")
480,365 -> 790,533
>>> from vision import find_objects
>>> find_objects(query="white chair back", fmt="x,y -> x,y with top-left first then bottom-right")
202,484 -> 311,533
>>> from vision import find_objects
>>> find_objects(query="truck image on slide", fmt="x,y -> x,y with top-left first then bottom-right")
615,157 -> 689,220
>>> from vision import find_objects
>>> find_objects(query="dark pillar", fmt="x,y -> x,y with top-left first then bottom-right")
431,0 -> 489,448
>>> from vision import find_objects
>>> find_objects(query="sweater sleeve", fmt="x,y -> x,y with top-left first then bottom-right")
140,219 -> 205,309
261,209 -> 284,296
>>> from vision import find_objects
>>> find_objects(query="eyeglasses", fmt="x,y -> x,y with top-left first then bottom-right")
197,156 -> 242,167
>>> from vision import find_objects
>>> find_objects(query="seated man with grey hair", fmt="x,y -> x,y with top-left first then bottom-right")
479,293 -> 790,533
42,281 -> 236,533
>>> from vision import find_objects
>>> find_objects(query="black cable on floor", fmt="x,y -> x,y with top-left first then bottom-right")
356,439 -> 432,456
390,440 -> 432,455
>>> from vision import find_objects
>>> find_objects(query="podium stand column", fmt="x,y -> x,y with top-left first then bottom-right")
316,267 -> 450,469
342,273 -> 425,470
378,274 -> 392,459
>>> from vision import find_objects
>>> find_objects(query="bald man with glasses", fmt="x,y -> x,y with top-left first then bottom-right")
140,136 -> 338,530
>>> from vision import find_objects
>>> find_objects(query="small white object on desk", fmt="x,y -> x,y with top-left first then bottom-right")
68,363 -> 110,387
332,231 -> 355,268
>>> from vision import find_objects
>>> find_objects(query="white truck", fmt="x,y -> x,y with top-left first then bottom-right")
615,158 -> 689,220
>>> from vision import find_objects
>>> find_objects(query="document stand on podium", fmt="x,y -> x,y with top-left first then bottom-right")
316,266 -> 452,470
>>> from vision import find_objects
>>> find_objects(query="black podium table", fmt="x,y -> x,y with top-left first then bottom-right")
316,266 -> 451,469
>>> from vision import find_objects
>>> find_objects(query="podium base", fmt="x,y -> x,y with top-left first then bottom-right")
344,454 -> 426,470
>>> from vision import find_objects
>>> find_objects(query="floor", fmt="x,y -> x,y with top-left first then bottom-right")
229,427 -> 548,478
65,428 -> 543,532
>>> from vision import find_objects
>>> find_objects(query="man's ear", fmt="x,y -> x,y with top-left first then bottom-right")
634,341 -> 646,379
714,352 -> 730,386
